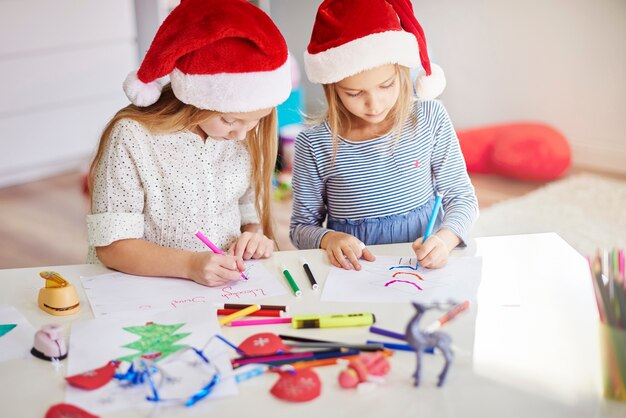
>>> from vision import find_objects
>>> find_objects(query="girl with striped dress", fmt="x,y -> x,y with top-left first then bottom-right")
290,0 -> 478,270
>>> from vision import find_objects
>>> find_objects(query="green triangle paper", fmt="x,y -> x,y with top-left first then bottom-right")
117,322 -> 190,363
0,324 -> 17,338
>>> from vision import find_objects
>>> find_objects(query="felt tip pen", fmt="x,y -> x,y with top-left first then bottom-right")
291,313 -> 375,329
195,230 -> 247,280
425,300 -> 471,333
217,308 -> 283,317
222,303 -> 287,312
218,304 -> 260,326
280,264 -> 302,296
423,193 -> 443,241
299,257 -> 319,290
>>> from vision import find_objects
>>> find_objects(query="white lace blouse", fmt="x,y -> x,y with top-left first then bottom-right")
86,118 -> 259,263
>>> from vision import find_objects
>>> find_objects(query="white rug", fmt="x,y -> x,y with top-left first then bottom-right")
470,174 -> 626,256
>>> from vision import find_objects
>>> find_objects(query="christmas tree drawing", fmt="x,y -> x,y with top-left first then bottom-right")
117,322 -> 190,363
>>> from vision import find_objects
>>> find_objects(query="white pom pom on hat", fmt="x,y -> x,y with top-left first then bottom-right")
415,63 -> 446,100
123,71 -> 162,107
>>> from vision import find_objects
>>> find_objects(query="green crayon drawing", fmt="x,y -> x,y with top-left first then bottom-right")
0,324 -> 17,338
117,322 -> 190,362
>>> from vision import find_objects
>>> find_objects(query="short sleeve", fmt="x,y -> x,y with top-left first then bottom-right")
87,119 -> 146,247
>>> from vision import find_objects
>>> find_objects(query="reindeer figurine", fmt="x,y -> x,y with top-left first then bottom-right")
404,301 -> 454,387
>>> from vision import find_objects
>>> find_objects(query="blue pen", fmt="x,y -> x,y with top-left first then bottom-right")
366,340 -> 434,354
423,193 -> 443,241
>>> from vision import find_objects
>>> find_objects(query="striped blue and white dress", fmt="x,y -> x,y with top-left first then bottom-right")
289,100 -> 478,249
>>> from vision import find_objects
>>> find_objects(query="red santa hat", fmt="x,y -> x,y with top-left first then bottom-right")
304,0 -> 445,100
123,0 -> 291,112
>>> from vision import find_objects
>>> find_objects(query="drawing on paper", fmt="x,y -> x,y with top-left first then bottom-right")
117,322 -> 190,363
0,324 -> 17,338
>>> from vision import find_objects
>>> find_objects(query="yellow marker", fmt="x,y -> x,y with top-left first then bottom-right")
292,312 -> 375,329
219,304 -> 261,326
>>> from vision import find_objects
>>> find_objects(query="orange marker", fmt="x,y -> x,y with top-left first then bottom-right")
425,301 -> 470,333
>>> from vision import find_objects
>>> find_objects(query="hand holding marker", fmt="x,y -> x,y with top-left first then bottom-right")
195,230 -> 247,280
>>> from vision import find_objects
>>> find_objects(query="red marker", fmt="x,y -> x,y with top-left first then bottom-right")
425,301 -> 470,333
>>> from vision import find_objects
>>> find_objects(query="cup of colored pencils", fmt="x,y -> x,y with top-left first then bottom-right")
588,248 -> 626,402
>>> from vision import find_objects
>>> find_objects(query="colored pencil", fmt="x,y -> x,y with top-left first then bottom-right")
369,326 -> 406,341
223,303 -> 287,312
284,341 -> 384,351
218,304 -> 260,326
229,317 -> 292,327
217,308 -> 282,317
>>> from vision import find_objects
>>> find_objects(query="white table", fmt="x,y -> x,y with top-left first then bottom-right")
0,233 -> 624,417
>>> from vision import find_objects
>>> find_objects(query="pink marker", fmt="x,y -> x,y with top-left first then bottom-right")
195,230 -> 247,280
229,317 -> 292,327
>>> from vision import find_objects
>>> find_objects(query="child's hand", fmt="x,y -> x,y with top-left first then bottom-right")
412,234 -> 450,269
320,231 -> 376,270
188,252 -> 246,286
228,231 -> 274,260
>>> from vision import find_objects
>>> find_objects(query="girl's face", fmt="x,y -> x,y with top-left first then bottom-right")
335,64 -> 400,127
198,107 -> 272,141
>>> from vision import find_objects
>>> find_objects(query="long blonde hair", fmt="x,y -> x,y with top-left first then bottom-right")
88,83 -> 277,241
321,64 -> 414,162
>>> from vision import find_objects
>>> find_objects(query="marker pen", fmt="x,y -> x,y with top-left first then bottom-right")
280,264 -> 302,296
291,312 -> 375,329
425,300 -> 470,333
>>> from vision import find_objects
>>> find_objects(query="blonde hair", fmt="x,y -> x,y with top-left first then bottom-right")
88,83 -> 277,241
320,64 -> 414,162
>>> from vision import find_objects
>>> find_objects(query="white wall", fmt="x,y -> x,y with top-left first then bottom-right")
0,0 -> 138,187
271,0 -> 626,174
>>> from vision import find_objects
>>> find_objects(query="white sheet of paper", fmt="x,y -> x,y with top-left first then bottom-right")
0,304 -> 36,363
82,260 -> 286,317
66,306 -> 237,415
321,255 -> 483,303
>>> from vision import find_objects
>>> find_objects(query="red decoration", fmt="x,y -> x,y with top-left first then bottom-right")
45,403 -> 98,418
238,332 -> 289,356
270,369 -> 321,402
458,123 -> 571,181
65,361 -> 119,390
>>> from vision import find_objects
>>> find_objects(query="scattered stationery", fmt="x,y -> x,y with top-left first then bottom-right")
217,308 -> 282,317
222,303 -> 287,312
291,313 -> 375,329
218,304 -> 260,326
424,300 -> 471,332
300,257 -> 319,290
228,318 -> 292,327
279,264 -> 302,296
423,193 -> 443,241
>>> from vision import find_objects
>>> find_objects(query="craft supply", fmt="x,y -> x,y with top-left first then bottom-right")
232,352 -> 314,367
423,193 -> 443,241
37,271 -> 80,316
195,230 -> 247,280
238,332 -> 289,356
217,308 -> 282,317
223,303 -> 287,312
284,341 -> 384,351
369,326 -> 406,341
229,317 -> 292,327
214,335 -> 246,355
31,324 -> 68,361
366,340 -> 414,352
218,304 -> 260,326
280,264 -> 302,296
300,257 -> 319,290
425,300 -> 471,333
234,365 -> 268,383
292,313 -> 375,329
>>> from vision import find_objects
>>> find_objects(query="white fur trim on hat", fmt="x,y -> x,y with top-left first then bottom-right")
123,71 -> 163,107
170,59 -> 292,112
414,63 -> 446,100
304,31 -> 419,84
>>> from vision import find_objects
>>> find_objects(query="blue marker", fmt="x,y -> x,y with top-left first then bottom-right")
423,193 -> 443,241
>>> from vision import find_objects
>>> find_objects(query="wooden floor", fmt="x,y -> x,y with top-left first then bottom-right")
0,167 -> 614,269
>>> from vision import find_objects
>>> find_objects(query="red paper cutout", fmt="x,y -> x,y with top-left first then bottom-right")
45,403 -> 99,418
65,361 -> 119,390
238,332 -> 289,356
270,369 -> 321,402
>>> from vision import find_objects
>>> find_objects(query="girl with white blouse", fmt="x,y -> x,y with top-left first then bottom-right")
86,0 -> 291,287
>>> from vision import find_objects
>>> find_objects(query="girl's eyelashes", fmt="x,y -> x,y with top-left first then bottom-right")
381,81 -> 395,89
345,91 -> 362,98
221,117 -> 236,126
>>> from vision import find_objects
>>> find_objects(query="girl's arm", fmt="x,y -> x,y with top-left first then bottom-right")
97,239 -> 245,286
289,132 -> 333,249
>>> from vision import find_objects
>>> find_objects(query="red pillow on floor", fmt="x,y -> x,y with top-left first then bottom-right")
457,123 -> 571,181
